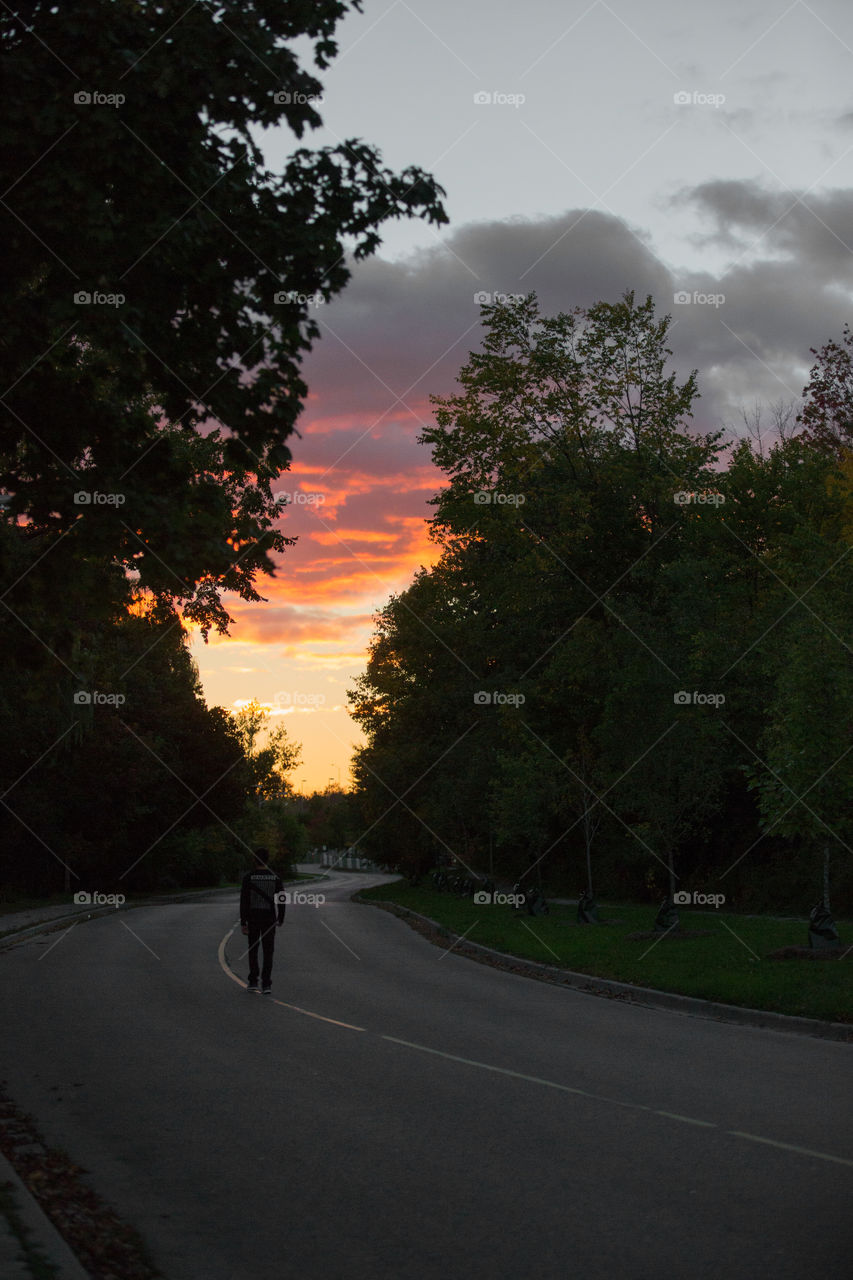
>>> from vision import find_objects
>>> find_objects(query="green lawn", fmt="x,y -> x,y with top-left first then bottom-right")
358,881 -> 853,1024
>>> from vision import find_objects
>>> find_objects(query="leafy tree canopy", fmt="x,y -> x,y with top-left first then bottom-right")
0,0 -> 447,630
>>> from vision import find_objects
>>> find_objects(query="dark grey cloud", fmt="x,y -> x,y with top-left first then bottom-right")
302,207 -> 673,430
682,179 -> 853,275
665,181 -> 853,419
292,185 -> 852,480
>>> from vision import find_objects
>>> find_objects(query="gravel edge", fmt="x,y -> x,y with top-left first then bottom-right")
0,1150 -> 90,1279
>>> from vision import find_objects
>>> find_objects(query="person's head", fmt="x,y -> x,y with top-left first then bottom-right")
253,846 -> 269,869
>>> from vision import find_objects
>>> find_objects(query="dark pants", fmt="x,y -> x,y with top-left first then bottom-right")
247,912 -> 277,986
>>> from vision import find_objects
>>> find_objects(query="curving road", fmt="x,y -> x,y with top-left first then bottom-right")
1,869 -> 851,1279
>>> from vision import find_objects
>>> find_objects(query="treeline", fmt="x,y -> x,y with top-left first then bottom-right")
300,788 -> 362,850
0,525 -> 367,897
0,1 -> 446,900
0,568 -> 308,897
349,294 -> 853,914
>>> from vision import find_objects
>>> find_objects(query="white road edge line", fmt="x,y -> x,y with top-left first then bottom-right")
381,1036 -> 853,1168
727,1131 -> 853,1168
218,927 -> 853,1169
217,926 -> 365,1032
382,1034 -> 655,1107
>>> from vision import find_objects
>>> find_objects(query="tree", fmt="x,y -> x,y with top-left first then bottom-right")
231,700 -> 302,802
743,443 -> 853,908
424,291 -> 711,521
303,788 -> 358,851
798,326 -> 853,456
0,0 -> 447,630
349,563 -> 491,876
350,295 -> 853,912
0,609 -> 253,895
352,293 -> 723,888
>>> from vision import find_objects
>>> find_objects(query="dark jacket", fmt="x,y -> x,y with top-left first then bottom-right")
240,870 -> 285,926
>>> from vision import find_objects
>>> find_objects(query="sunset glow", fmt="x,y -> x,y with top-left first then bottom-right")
191,404 -> 446,792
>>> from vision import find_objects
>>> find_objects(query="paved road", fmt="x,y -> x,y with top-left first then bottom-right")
1,870 -> 851,1279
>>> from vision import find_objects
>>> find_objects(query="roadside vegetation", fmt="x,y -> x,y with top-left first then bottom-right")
350,295 -> 853,924
359,880 -> 852,1023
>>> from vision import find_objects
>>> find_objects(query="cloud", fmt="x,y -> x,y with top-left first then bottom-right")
290,191 -> 849,462
217,188 -> 853,659
680,179 -> 853,277
300,208 -> 672,433
664,181 -> 853,417
215,606 -> 373,645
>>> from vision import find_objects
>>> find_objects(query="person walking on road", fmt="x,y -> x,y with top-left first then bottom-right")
240,848 -> 285,994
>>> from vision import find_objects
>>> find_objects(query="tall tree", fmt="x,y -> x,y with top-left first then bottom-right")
0,0 -> 447,630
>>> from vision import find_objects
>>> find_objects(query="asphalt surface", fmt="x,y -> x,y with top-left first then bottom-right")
1,869 -> 851,1279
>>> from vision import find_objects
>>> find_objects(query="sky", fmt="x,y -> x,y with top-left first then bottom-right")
189,0 -> 853,791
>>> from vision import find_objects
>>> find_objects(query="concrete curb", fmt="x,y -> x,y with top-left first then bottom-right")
353,895 -> 853,1044
0,1150 -> 90,1279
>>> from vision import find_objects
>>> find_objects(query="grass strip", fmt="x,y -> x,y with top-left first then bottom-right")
359,881 -> 852,1023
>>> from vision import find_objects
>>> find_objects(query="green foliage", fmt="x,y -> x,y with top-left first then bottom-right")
302,787 -> 361,852
234,799 -> 308,877
0,0 -> 446,632
231,698 -> 302,800
0,608 -> 253,894
350,295 -> 852,912
741,450 -> 853,902
0,603 -> 313,895
0,1 -> 441,894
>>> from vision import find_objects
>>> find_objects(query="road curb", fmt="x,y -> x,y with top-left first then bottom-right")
353,895 -> 853,1044
0,1150 -> 90,1279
